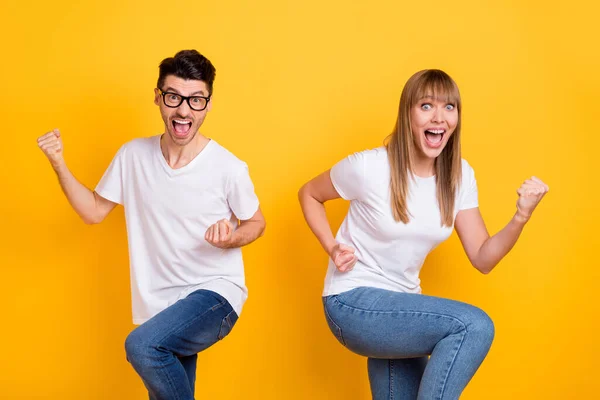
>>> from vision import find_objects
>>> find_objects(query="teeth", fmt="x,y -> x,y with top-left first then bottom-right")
174,120 -> 191,124
426,129 -> 445,134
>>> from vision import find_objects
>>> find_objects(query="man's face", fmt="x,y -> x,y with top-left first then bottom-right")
154,75 -> 212,147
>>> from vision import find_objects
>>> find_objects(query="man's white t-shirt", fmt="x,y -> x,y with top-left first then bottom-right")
324,147 -> 478,297
96,135 -> 259,324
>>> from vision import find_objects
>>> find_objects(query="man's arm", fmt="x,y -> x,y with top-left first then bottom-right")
205,208 -> 266,249
37,129 -> 117,224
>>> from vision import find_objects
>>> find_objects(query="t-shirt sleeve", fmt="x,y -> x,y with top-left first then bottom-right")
330,152 -> 366,201
95,145 -> 126,205
459,161 -> 479,211
227,163 -> 260,220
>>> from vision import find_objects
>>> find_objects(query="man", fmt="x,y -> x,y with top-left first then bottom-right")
37,50 -> 265,399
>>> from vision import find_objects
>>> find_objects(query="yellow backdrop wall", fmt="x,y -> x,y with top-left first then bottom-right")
1,0 -> 598,398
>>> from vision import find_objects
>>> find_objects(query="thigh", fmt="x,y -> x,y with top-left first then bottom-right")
324,287 -> 490,359
127,289 -> 238,358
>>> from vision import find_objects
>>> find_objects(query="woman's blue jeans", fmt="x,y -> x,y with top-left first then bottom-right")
323,287 -> 494,400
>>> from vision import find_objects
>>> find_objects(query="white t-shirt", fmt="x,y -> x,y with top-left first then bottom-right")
324,147 -> 478,297
96,135 -> 259,324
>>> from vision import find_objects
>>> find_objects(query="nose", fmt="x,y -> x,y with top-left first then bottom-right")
432,107 -> 445,124
176,99 -> 192,117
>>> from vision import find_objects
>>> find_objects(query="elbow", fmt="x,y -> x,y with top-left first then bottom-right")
298,184 -> 307,203
473,260 -> 494,275
298,184 -> 319,208
479,267 -> 493,275
82,212 -> 104,225
258,219 -> 266,238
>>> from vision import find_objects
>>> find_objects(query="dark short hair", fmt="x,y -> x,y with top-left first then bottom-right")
157,50 -> 216,95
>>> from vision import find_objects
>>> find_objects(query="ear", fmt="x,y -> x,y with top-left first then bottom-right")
154,88 -> 160,106
206,95 -> 213,112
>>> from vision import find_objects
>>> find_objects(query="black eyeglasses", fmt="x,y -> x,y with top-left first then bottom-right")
157,89 -> 211,111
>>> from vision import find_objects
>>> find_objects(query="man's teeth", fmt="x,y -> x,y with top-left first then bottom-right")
174,120 -> 191,124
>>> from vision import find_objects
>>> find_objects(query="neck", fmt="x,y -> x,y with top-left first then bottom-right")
160,133 -> 210,169
412,153 -> 436,178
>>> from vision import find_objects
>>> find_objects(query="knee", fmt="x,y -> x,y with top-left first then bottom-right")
465,308 -> 495,347
125,328 -> 155,366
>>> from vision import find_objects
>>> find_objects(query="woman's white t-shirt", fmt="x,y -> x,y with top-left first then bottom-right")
324,147 -> 478,296
96,135 -> 259,324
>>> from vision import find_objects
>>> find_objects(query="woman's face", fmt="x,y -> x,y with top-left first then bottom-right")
410,96 -> 458,161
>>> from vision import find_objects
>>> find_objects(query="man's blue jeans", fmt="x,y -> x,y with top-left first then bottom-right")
125,289 -> 238,400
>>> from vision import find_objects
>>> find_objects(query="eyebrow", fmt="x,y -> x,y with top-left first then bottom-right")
164,87 -> 208,96
418,95 -> 455,103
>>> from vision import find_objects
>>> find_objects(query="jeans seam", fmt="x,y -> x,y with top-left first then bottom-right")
200,289 -> 228,311
389,359 -> 395,400
218,310 -> 236,340
324,298 -> 347,346
158,363 -> 183,400
437,331 -> 466,400
334,296 -> 469,332
210,299 -> 227,311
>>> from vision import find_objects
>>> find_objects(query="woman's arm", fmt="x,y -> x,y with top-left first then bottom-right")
298,170 -> 357,272
455,176 -> 549,274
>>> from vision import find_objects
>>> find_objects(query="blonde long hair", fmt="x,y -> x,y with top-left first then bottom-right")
385,69 -> 462,227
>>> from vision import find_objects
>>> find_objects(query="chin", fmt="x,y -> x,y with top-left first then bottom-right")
429,149 -> 445,158
420,144 -> 447,159
168,130 -> 196,146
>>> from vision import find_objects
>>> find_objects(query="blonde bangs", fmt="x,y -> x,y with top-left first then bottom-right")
412,72 -> 461,109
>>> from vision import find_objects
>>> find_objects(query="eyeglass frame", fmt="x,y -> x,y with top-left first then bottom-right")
157,88 -> 211,111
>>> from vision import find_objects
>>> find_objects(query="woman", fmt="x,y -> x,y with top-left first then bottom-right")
298,69 -> 548,399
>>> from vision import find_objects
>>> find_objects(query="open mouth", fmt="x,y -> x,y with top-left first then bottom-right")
172,119 -> 192,138
424,129 -> 445,147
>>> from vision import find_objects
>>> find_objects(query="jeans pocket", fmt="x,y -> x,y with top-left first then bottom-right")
323,297 -> 346,346
218,310 -> 238,340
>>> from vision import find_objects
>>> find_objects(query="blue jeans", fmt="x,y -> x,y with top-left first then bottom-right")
323,287 -> 494,400
125,289 -> 238,400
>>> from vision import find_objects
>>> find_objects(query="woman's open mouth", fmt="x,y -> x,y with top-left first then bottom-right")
424,129 -> 445,148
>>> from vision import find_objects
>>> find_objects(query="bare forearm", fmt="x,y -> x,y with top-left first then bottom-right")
227,220 -> 265,248
298,190 -> 336,256
474,212 -> 528,273
53,162 -> 101,224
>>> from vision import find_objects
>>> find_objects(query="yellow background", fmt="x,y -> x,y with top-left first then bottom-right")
1,0 -> 598,398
